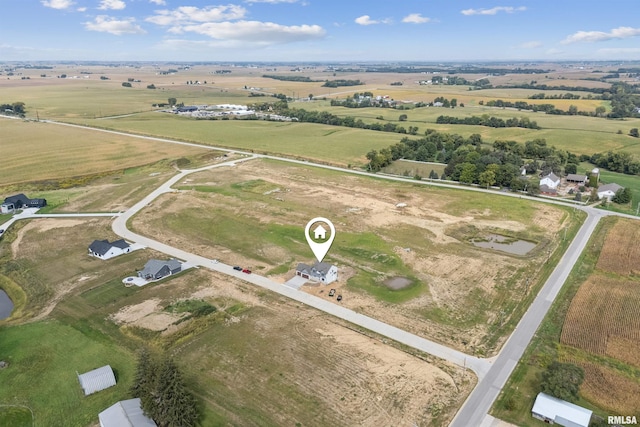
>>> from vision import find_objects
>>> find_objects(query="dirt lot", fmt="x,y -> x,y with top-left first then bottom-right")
131,158 -> 569,355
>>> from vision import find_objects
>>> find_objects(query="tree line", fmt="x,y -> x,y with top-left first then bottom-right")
436,115 -> 540,129
1,102 -> 26,116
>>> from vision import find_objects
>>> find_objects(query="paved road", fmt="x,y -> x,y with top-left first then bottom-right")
450,208 -> 609,427
112,157 -> 492,377
1,208 -> 121,232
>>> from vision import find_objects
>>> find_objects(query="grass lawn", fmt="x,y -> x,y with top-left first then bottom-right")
0,321 -> 135,427
0,406 -> 33,427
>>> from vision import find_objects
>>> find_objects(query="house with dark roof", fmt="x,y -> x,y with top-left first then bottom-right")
77,365 -> 117,396
597,183 -> 623,201
531,392 -> 592,427
138,259 -> 182,281
99,398 -> 157,427
296,262 -> 338,285
88,239 -> 131,260
1,193 -> 47,213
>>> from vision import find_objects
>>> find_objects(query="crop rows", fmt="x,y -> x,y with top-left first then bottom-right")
596,219 -> 640,275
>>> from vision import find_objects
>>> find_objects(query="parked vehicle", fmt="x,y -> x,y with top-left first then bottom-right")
242,269 -> 252,274
337,295 -> 342,302
233,266 -> 242,271
328,289 -> 336,297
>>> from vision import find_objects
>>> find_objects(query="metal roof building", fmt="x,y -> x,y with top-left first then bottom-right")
99,398 -> 157,427
531,392 -> 592,427
77,365 -> 117,396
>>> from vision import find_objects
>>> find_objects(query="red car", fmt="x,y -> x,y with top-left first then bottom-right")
242,269 -> 251,274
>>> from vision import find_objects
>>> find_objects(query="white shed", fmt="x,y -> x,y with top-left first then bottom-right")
99,398 -> 157,427
531,392 -> 592,427
77,365 -> 116,396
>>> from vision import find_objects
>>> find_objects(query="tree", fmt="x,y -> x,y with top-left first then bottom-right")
540,362 -> 584,402
612,187 -> 632,204
564,163 -> 577,175
130,348 -> 155,411
630,128 -> 639,138
122,82 -> 132,87
595,106 -> 606,117
458,163 -> 477,184
398,114 -> 408,121
168,97 -> 177,106
151,358 -> 198,427
308,94 -> 313,100
478,169 -> 496,188
147,84 -> 156,89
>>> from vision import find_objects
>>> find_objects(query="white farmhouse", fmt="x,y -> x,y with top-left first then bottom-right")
597,183 -> 623,201
539,172 -> 561,190
88,239 -> 131,260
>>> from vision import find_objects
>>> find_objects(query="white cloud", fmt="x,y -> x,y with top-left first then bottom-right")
98,0 -> 126,10
41,0 -> 75,9
461,6 -> 526,16
149,0 -> 166,4
176,20 -> 324,45
85,15 -> 145,35
402,13 -> 431,24
77,6 -> 87,12
146,5 -> 247,26
519,41 -> 542,49
562,26 -> 640,44
355,15 -> 391,26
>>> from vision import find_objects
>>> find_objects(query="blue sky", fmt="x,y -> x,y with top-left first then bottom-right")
2,0 -> 640,62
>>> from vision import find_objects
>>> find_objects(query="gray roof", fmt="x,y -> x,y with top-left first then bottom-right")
598,183 -> 623,193
296,261 -> 335,276
532,393 -> 592,427
566,174 -> 587,182
140,259 -> 181,277
99,398 -> 157,427
89,239 -> 130,256
78,365 -> 116,396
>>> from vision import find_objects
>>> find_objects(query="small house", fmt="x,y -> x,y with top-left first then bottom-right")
138,259 -> 182,280
531,392 -> 592,427
99,398 -> 157,427
88,239 -> 131,260
597,183 -> 623,201
2,193 -> 47,210
0,203 -> 14,214
539,173 -> 560,190
77,365 -> 117,396
296,262 -> 338,285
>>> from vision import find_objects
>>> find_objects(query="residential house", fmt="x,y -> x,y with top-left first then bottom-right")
296,262 -> 338,285
88,239 -> 131,260
531,392 -> 592,427
539,173 -> 560,190
565,174 -> 588,186
597,183 -> 623,201
2,193 -> 47,211
77,365 -> 117,396
138,259 -> 182,281
99,398 -> 157,427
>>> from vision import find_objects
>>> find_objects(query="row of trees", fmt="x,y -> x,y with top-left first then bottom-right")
528,92 -> 582,100
0,102 -> 25,116
480,99 -> 590,116
130,348 -> 199,427
435,115 -> 540,129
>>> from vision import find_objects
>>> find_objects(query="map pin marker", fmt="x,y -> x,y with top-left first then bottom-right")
305,217 -> 336,263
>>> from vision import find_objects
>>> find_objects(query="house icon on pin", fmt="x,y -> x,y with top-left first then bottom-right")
313,224 -> 327,240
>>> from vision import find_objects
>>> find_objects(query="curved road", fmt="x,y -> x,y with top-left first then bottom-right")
7,117 -> 634,426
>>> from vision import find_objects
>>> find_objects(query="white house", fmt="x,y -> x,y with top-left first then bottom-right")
99,398 -> 157,427
89,239 -> 131,260
597,183 -> 623,201
540,172 -> 561,190
531,392 -> 592,427
296,262 -> 338,285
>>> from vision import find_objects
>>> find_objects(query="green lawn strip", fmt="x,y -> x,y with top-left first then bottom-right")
0,274 -> 27,322
0,321 -> 135,427
0,406 -> 33,427
491,216 -> 613,425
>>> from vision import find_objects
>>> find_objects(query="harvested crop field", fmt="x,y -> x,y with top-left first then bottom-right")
131,158 -> 573,355
571,361 -> 640,415
595,218 -> 640,275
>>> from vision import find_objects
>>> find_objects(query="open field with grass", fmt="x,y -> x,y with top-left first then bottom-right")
128,157 -> 582,356
0,119 -> 208,188
0,219 -> 473,426
492,216 -> 640,425
382,160 -> 447,179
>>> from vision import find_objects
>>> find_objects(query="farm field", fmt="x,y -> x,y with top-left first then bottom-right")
0,219 -> 473,427
382,159 -> 447,179
493,216 -> 640,425
129,157 -> 582,356
0,119 -> 208,189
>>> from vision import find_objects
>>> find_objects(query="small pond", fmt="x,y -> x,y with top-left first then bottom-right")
471,234 -> 536,256
0,290 -> 14,320
383,276 -> 413,290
